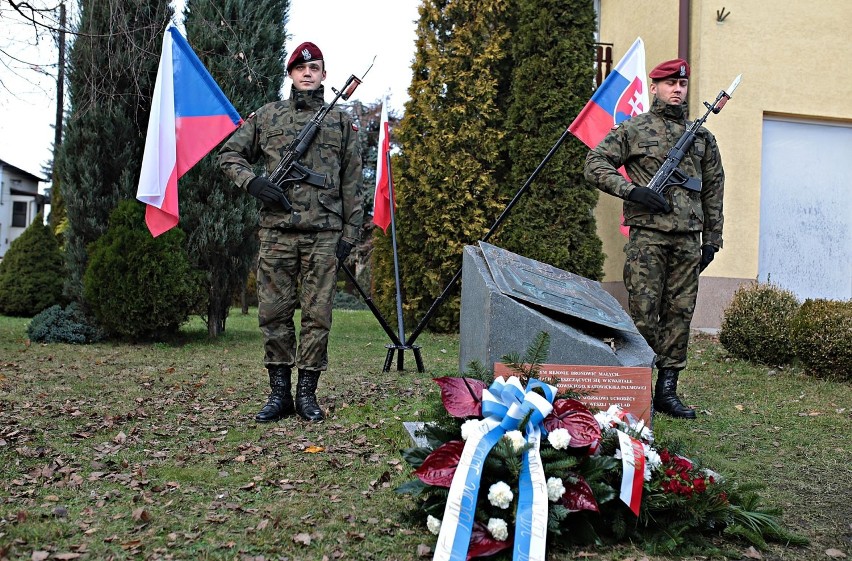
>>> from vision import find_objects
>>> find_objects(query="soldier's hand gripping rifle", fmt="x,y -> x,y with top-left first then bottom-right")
646,74 -> 742,197
265,73 -> 365,209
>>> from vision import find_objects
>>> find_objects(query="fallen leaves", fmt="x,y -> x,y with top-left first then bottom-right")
292,532 -> 312,545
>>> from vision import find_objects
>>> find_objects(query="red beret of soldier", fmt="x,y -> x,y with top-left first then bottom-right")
287,41 -> 324,72
649,58 -> 690,80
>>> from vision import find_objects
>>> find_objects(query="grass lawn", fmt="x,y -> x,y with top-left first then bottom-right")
0,309 -> 849,560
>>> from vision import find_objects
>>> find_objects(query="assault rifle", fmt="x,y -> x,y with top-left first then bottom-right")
646,74 -> 742,196
265,73 -> 366,209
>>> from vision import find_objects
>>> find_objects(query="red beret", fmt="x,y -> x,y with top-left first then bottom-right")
287,42 -> 323,72
649,58 -> 690,80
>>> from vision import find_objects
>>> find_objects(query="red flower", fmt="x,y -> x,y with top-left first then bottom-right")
414,440 -> 465,487
467,520 -> 512,560
673,456 -> 693,471
560,475 -> 600,513
434,377 -> 488,418
543,399 -> 601,448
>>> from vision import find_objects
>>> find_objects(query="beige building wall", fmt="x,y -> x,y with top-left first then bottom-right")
593,0 -> 852,328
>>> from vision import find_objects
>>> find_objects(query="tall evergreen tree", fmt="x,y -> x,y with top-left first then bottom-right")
180,0 -> 288,336
56,0 -> 172,300
494,0 -> 604,279
373,0 -> 512,333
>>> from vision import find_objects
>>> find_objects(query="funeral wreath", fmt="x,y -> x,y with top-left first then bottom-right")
397,333 -> 806,560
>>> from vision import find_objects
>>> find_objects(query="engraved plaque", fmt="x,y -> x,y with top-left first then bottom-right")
494,363 -> 653,424
479,241 -> 638,334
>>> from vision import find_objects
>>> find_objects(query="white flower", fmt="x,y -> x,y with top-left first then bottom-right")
460,419 -> 481,441
426,515 -> 442,535
703,468 -> 724,483
487,517 -> 509,541
503,430 -> 526,452
547,428 -> 572,450
546,477 -> 565,502
594,405 -> 622,429
643,445 -> 661,481
488,481 -> 513,509
638,423 -> 654,443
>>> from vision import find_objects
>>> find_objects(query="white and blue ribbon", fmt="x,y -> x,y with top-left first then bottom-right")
433,376 -> 557,561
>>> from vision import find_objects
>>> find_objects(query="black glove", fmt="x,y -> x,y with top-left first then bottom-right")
699,245 -> 717,273
247,177 -> 290,208
627,186 -> 671,213
336,239 -> 354,262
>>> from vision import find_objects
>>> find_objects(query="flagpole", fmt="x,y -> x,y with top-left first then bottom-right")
386,150 -> 406,349
406,128 -> 573,346
381,148 -> 423,371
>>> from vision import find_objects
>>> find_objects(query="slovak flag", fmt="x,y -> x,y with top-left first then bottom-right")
136,24 -> 242,237
569,37 -> 649,236
372,101 -> 394,233
569,37 -> 649,147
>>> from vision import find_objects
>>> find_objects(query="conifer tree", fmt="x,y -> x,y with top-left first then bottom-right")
373,0 -> 512,333
494,0 -> 604,279
56,0 -> 172,301
180,0 -> 288,335
0,213 -> 64,317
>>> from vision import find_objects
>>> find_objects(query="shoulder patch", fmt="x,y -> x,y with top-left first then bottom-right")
247,112 -> 257,120
351,121 -> 359,132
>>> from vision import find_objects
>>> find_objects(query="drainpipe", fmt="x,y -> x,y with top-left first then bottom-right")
678,0 -> 690,61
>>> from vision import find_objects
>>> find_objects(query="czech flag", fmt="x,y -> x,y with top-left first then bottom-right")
372,100 -> 394,233
569,37 -> 648,236
136,24 -> 242,237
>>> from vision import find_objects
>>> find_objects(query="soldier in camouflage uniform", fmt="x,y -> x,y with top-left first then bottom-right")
218,42 -> 364,422
584,58 -> 724,419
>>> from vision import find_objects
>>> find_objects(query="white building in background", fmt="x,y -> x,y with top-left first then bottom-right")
0,158 -> 48,259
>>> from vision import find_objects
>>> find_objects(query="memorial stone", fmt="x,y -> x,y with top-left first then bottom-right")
460,242 -> 654,379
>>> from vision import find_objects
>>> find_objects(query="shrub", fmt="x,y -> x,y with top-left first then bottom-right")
789,299 -> 852,381
27,303 -> 105,344
82,201 -> 201,340
719,281 -> 800,365
334,290 -> 368,311
0,213 -> 65,317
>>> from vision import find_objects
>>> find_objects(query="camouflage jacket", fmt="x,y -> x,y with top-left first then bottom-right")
584,97 -> 724,248
218,85 -> 364,243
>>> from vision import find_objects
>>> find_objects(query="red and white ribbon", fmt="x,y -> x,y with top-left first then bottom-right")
616,430 -> 645,515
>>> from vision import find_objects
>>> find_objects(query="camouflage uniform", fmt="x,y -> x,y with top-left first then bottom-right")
584,97 -> 724,369
219,85 -> 364,371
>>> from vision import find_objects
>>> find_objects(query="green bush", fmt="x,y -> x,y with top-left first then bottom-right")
334,290 -> 368,311
0,213 -> 65,317
27,303 -> 105,344
719,281 -> 800,365
82,201 -> 201,340
790,299 -> 852,381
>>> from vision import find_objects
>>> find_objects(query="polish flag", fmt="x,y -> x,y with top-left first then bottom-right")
372,101 -> 394,233
136,24 -> 242,237
569,37 -> 649,236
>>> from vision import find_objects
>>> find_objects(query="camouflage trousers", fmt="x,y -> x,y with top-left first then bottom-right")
623,228 -> 701,370
257,228 -> 340,371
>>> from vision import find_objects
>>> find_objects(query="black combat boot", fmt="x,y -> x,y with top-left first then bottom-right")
255,365 -> 295,423
295,369 -> 325,421
653,368 -> 697,419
